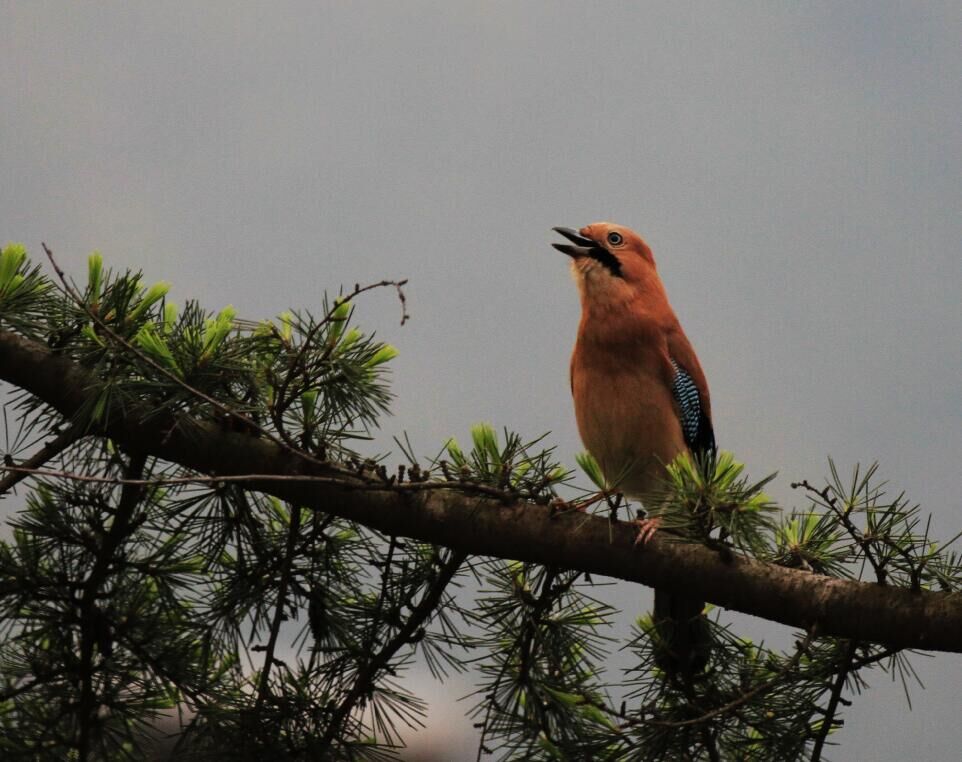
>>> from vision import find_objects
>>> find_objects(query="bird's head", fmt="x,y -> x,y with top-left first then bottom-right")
551,222 -> 660,306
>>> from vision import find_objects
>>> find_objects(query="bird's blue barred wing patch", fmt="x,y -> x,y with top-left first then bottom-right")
670,360 -> 701,444
670,359 -> 716,454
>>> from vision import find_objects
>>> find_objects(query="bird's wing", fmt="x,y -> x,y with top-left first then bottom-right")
666,329 -> 715,455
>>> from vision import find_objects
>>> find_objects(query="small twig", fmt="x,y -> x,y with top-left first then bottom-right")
793,479 -> 888,585
365,535 -> 398,659
0,670 -> 66,702
391,280 -> 410,326
848,645 -> 904,671
253,501 -> 304,717
810,640 -> 858,761
0,422 -> 83,495
270,278 -> 408,436
0,463 -> 518,500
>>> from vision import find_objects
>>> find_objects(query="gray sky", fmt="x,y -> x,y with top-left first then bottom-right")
2,2 -> 960,758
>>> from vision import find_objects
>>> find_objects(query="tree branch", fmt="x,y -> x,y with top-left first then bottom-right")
253,501 -> 303,716
2,328 -> 962,653
76,451 -> 147,761
810,640 -> 857,761
0,421 -> 83,496
644,630 -> 816,729
319,547 -> 466,751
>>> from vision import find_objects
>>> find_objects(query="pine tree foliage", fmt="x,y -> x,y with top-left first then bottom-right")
0,244 -> 960,760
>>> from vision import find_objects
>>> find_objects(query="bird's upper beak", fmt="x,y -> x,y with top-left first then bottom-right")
551,227 -> 599,259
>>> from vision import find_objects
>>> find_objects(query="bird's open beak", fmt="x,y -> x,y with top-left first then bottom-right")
551,226 -> 624,278
551,227 -> 599,259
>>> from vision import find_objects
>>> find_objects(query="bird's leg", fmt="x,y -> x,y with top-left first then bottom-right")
633,509 -> 661,547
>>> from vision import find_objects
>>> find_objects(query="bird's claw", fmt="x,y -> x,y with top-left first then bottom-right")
633,516 -> 661,547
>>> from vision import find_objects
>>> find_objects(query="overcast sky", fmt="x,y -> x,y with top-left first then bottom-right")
2,2 -> 960,758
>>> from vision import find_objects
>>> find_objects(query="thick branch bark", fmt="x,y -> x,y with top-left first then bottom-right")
2,329 -> 962,653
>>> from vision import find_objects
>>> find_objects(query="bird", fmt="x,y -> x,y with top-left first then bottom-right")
552,221 -> 714,679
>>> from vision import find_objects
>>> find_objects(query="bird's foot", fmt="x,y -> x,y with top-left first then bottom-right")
633,516 -> 661,547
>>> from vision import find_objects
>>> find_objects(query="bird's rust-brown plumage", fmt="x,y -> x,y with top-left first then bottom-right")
553,221 -> 713,678
562,222 -> 712,495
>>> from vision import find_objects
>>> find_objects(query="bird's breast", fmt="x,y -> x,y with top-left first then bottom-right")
570,345 -> 686,501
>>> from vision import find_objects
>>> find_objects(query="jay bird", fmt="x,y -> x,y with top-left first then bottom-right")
552,222 -> 713,678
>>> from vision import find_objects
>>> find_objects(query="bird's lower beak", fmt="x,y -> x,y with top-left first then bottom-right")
551,227 -> 598,259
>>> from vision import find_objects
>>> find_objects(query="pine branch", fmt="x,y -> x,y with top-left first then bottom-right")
252,502 -> 304,715
810,641 -> 858,761
76,452 -> 147,761
2,328 -> 962,653
792,479 -> 888,584
641,630 -> 816,729
318,547 -> 466,752
40,242 -> 318,468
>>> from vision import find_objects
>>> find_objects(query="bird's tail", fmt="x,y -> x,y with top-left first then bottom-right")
652,589 -> 711,679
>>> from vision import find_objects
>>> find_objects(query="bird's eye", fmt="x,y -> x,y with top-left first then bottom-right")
606,231 -> 624,246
